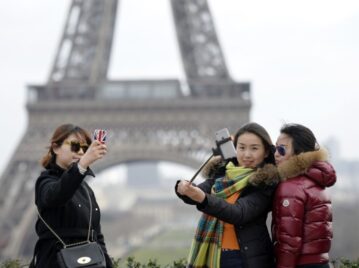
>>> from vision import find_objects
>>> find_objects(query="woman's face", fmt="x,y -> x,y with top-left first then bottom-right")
236,132 -> 267,168
275,133 -> 294,165
53,133 -> 88,169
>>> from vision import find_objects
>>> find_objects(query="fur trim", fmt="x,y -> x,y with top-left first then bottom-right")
201,156 -> 225,179
248,148 -> 329,185
278,148 -> 328,180
248,164 -> 280,186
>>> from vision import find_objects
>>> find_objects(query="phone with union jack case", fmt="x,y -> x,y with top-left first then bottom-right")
93,129 -> 107,144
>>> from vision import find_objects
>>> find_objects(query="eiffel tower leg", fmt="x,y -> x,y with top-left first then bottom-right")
0,0 -> 252,259
0,135 -> 41,257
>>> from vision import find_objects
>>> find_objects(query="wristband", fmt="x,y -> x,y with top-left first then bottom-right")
78,163 -> 87,175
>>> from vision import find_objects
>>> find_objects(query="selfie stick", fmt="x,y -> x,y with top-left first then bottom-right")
189,154 -> 214,183
189,135 -> 236,183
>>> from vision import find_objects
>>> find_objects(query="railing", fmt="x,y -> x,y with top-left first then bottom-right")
26,79 -> 250,103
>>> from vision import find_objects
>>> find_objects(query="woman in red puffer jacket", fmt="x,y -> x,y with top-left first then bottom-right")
272,123 -> 336,268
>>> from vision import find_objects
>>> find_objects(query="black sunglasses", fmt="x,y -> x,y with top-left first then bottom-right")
63,140 -> 89,153
275,145 -> 286,156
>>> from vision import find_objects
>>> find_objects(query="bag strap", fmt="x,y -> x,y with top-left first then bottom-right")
37,184 -> 93,248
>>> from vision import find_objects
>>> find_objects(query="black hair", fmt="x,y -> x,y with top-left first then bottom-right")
233,122 -> 275,165
280,123 -> 318,155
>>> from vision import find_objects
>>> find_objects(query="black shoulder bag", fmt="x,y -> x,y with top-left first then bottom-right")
37,186 -> 106,268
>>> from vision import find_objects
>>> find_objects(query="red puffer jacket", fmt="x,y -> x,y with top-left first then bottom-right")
272,149 -> 336,268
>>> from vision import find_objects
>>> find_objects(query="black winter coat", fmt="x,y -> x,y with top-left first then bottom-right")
176,159 -> 276,268
31,162 -> 112,268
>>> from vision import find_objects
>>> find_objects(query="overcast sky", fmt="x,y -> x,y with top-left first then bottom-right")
0,0 -> 358,175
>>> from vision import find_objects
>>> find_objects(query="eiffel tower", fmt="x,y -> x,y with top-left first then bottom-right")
0,0 -> 250,258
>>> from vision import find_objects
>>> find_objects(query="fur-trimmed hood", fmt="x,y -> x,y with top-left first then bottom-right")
201,156 -> 226,179
249,148 -> 336,187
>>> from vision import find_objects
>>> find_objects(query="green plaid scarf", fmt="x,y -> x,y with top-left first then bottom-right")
187,162 -> 253,268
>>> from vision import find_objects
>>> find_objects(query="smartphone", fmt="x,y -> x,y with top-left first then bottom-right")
214,128 -> 237,160
93,129 -> 107,144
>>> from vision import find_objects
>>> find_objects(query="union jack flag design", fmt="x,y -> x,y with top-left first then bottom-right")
93,129 -> 107,143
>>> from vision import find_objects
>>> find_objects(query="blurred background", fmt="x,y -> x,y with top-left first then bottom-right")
0,0 -> 358,263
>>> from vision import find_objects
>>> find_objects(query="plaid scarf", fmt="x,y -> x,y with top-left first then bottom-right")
187,162 -> 253,268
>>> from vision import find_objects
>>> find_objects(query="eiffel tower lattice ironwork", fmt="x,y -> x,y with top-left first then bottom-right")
0,0 -> 251,258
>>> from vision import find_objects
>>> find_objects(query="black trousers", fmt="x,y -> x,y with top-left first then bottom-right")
220,250 -> 243,268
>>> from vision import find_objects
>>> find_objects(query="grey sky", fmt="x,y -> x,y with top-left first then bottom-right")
0,0 -> 359,175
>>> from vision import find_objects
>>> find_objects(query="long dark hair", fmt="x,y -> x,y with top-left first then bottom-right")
280,123 -> 319,155
40,124 -> 92,168
233,122 -> 275,165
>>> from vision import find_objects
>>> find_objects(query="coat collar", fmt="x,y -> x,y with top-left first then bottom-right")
277,148 -> 328,180
201,156 -> 225,179
247,148 -> 337,187
46,162 -> 95,177
276,148 -> 336,187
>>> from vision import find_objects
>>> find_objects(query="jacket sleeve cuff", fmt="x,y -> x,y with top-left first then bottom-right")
77,163 -> 95,177
196,194 -> 208,210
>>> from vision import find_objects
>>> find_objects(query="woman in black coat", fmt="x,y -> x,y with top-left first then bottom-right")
30,124 -> 113,268
176,123 -> 278,268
